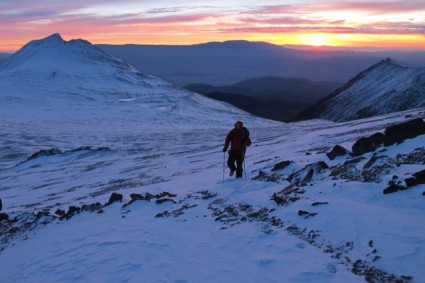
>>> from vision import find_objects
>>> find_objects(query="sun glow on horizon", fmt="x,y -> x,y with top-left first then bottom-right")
1,1 -> 425,52
297,33 -> 336,47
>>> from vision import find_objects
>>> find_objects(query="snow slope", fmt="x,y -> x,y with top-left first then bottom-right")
0,34 -> 267,132
293,59 -> 425,122
0,35 -> 425,283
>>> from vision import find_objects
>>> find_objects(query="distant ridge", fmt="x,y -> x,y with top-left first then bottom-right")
185,76 -> 341,121
98,41 -> 383,85
292,58 -> 425,122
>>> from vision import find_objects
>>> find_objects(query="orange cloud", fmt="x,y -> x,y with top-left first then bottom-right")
1,1 -> 425,52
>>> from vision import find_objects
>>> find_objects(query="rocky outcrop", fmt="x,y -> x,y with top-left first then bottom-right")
271,160 -> 293,171
405,169 -> 425,187
287,161 -> 329,186
327,145 -> 352,160
352,133 -> 384,156
384,118 -> 425,146
106,192 -> 123,205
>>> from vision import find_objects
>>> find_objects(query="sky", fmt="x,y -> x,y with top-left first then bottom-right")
1,0 -> 425,52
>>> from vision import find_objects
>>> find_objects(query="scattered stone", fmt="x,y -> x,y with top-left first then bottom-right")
297,210 -> 318,218
252,170 -> 281,182
287,161 -> 329,186
271,194 -> 285,205
81,202 -> 103,213
352,133 -> 384,156
383,184 -> 407,194
405,169 -> 425,187
271,160 -> 292,171
271,185 -> 305,206
130,193 -> 145,201
352,259 -> 410,283
54,209 -> 65,216
384,118 -> 425,146
311,202 -> 328,206
107,192 -> 123,205
405,177 -> 417,187
60,206 -> 82,220
363,155 -> 387,169
157,192 -> 177,199
0,213 -> 9,221
193,190 -> 217,200
145,192 -> 155,201
326,145 -> 352,160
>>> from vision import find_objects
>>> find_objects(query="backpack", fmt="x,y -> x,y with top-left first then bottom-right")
242,127 -> 252,147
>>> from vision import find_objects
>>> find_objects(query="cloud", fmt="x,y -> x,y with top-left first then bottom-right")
319,0 -> 425,14
1,0 -> 425,51
216,24 -> 425,36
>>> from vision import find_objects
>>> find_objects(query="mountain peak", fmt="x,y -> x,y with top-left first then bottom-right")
25,33 -> 66,49
43,33 -> 65,43
375,58 -> 400,67
0,33 -> 129,73
292,58 -> 425,122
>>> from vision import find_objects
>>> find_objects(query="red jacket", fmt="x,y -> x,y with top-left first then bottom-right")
224,127 -> 251,152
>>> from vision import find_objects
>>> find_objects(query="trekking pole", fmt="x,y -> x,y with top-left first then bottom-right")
244,151 -> 247,179
223,151 -> 225,182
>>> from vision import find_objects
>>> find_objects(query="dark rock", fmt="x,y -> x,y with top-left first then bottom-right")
36,211 -> 50,220
252,170 -> 281,182
107,192 -> 123,205
363,155 -> 386,169
413,169 -> 425,184
405,177 -> 417,187
130,193 -> 145,201
271,194 -> 286,205
271,160 -> 292,171
287,161 -> 329,186
145,192 -> 155,201
27,148 -> 63,161
297,210 -> 318,218
384,118 -> 425,146
81,202 -> 103,213
157,192 -> 177,199
60,206 -> 82,220
0,198 -> 2,212
369,132 -> 385,145
0,213 -> 9,221
301,169 -> 314,184
326,145 -> 352,160
352,133 -> 384,156
55,209 -> 66,216
422,192 -> 425,196
68,206 -> 80,213
311,202 -> 329,206
405,169 -> 425,187
383,184 -> 407,194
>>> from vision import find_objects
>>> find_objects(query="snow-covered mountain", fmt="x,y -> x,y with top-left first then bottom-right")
0,33 -> 265,132
0,34 -> 425,283
293,59 -> 425,122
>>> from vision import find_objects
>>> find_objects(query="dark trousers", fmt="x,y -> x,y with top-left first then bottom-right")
227,150 -> 244,178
